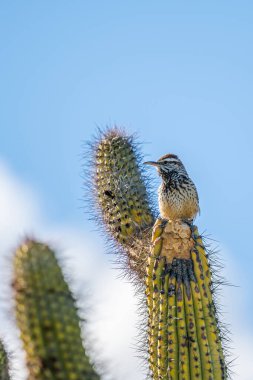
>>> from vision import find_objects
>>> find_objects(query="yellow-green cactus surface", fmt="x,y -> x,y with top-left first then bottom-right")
94,128 -> 154,245
0,341 -> 10,380
13,240 -> 100,380
146,219 -> 227,380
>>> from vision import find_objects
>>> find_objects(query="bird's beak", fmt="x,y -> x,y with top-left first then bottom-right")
143,161 -> 160,167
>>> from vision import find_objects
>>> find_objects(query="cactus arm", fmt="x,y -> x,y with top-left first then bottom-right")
87,127 -> 155,278
94,129 -> 154,243
13,240 -> 100,380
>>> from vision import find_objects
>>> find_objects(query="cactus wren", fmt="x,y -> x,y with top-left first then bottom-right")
144,154 -> 199,222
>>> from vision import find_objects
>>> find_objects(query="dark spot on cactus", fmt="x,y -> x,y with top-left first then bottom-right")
195,252 -> 201,263
177,288 -> 183,301
189,322 -> 194,329
104,190 -> 114,198
41,355 -> 58,371
154,259 -> 159,270
168,284 -> 175,296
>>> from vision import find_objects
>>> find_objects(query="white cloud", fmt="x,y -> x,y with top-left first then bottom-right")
231,335 -> 253,380
0,159 -> 252,380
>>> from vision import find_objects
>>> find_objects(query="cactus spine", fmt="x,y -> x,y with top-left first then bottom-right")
13,239 -> 100,380
0,341 -> 10,380
146,218 -> 227,379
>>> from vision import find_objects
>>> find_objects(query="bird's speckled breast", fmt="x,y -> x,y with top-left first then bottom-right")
158,183 -> 199,221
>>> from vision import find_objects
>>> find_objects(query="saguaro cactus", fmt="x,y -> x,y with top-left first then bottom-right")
88,127 -> 155,277
146,218 -> 227,379
86,126 -> 229,379
13,239 -> 100,380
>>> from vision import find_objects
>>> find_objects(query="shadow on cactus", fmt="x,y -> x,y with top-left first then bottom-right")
85,126 -> 232,380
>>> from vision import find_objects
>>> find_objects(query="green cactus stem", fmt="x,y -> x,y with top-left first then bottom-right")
146,218 -> 227,380
88,127 -> 155,277
13,239 -> 100,380
0,341 -> 10,380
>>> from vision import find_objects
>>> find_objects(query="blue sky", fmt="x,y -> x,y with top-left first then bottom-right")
0,2 -> 253,379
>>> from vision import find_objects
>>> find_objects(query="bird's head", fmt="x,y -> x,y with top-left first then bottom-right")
144,154 -> 186,177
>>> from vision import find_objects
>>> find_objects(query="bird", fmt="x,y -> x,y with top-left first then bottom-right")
144,154 -> 199,223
